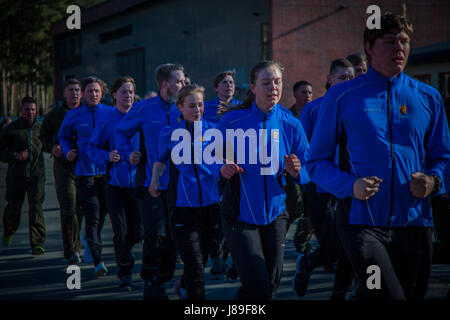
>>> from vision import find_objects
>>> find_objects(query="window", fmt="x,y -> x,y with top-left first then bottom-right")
57,34 -> 81,68
99,25 -> 132,44
116,48 -> 145,96
439,72 -> 450,99
414,74 -> 431,85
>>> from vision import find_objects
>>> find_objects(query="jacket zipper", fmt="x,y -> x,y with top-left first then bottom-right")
91,108 -> 97,175
263,113 -> 269,223
386,81 -> 394,227
166,102 -> 170,125
189,123 -> 203,206
28,126 -> 33,177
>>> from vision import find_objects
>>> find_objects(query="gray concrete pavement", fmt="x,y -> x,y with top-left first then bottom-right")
0,154 -> 449,300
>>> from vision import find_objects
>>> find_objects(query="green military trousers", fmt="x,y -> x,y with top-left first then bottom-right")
53,160 -> 83,259
3,173 -> 46,249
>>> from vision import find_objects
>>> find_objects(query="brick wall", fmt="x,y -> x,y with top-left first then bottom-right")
271,0 -> 450,106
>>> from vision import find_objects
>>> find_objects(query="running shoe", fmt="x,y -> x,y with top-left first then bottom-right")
174,279 -> 188,300
68,252 -> 82,265
2,235 -> 12,247
31,245 -> 45,255
95,262 -> 108,277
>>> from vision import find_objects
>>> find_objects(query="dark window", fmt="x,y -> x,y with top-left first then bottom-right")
439,72 -> 450,99
116,48 -> 145,96
414,74 -> 431,85
99,25 -> 132,44
58,34 -> 81,68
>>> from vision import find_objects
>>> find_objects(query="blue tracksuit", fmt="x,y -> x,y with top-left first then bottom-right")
306,67 -> 450,227
114,95 -> 179,188
299,97 -> 323,142
210,102 -> 310,226
88,108 -> 139,188
299,97 -> 329,194
158,118 -> 220,207
58,103 -> 115,176
203,97 -> 242,123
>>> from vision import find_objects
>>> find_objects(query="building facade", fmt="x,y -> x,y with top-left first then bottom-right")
52,0 -> 450,107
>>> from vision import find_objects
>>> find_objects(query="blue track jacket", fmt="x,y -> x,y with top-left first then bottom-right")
158,117 -> 220,207
88,108 -> 139,188
58,103 -> 115,176
210,102 -> 310,226
114,95 -> 178,188
306,67 -> 450,227
203,97 -> 242,123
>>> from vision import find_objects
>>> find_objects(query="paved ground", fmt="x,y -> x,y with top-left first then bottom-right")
0,154 -> 449,301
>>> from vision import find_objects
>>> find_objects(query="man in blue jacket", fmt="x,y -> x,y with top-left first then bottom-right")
306,13 -> 450,300
115,63 -> 186,299
294,58 -> 355,299
58,76 -> 115,277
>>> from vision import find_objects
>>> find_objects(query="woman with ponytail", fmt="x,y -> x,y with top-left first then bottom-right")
210,61 -> 310,299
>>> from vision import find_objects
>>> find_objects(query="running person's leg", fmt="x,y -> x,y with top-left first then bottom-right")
106,185 -> 137,283
27,173 -> 46,251
171,206 -> 207,300
338,225 -> 406,300
54,160 -> 81,261
3,177 -> 27,243
76,176 -> 105,269
221,215 -> 271,300
259,212 -> 288,298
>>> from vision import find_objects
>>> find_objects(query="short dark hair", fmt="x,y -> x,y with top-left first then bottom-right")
21,96 -> 37,107
364,12 -> 413,63
346,53 -> 368,67
64,78 -> 81,89
293,80 -> 312,93
213,71 -> 235,88
155,63 -> 184,89
81,76 -> 108,95
326,58 -> 354,90
329,58 -> 353,75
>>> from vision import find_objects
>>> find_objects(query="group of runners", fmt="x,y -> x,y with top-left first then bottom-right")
1,12 -> 449,300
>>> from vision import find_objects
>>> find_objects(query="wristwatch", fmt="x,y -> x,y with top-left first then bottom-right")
431,175 -> 442,194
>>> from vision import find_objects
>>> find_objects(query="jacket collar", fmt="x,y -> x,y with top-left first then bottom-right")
366,66 -> 405,88
83,103 -> 100,112
251,101 -> 279,120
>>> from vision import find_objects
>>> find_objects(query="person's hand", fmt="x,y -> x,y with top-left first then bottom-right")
220,163 -> 243,179
15,149 -> 29,161
284,154 -> 301,179
410,172 -> 435,198
109,150 -> 121,163
51,145 -> 62,158
353,176 -> 383,200
129,151 -> 142,165
149,181 -> 160,198
216,102 -> 228,117
67,149 -> 78,161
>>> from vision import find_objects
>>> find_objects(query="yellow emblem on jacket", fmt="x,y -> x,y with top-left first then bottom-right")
400,105 -> 407,115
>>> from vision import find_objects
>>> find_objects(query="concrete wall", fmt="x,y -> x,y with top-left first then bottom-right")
54,0 -> 269,101
271,0 -> 450,107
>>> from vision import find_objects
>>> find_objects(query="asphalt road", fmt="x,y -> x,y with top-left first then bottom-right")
0,154 -> 449,301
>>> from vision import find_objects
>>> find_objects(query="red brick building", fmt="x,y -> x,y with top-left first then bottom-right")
271,0 -> 450,106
